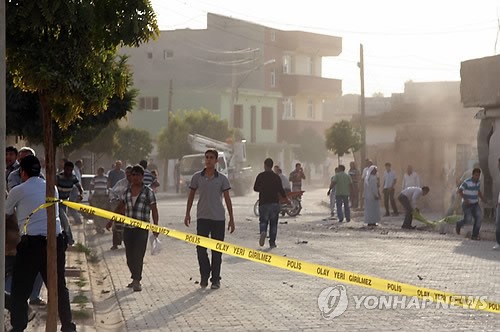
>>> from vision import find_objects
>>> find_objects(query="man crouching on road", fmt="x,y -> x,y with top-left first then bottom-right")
184,149 -> 235,290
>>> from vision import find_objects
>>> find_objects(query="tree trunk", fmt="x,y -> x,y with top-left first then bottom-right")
40,94 -> 58,332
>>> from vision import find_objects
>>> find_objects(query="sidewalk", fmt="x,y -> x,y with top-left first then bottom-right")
21,223 -> 97,332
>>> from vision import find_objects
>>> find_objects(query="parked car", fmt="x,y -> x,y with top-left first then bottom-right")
80,174 -> 94,203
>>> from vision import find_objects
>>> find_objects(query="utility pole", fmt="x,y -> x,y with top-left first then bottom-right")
167,79 -> 173,115
0,0 -> 6,324
165,78 -> 173,191
359,44 -> 366,166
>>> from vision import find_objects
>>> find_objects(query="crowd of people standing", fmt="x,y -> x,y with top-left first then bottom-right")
4,145 -> 162,330
327,159 -> 430,229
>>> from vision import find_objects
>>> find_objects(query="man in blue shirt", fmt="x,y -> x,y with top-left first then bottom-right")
456,168 -> 487,240
6,155 -> 76,332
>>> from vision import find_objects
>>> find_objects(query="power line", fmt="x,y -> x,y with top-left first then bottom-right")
162,0 -> 498,36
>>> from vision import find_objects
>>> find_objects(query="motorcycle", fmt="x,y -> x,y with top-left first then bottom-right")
253,191 -> 304,217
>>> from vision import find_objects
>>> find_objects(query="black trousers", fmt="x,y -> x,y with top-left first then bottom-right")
11,234 -> 74,332
398,194 -> 413,227
383,188 -> 399,214
196,219 -> 225,283
123,227 -> 149,281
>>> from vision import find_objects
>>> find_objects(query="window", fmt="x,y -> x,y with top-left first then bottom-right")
233,105 -> 243,128
163,49 -> 174,59
138,97 -> 160,112
282,55 -> 291,74
270,69 -> 276,87
308,57 -> 314,75
307,98 -> 315,119
270,30 -> 276,42
283,98 -> 295,119
147,52 -> 153,59
217,156 -> 227,173
261,107 -> 273,129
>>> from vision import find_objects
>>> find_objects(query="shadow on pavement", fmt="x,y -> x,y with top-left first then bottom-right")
452,239 -> 500,262
126,289 -> 208,326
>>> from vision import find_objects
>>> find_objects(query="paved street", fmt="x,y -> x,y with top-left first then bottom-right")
89,188 -> 500,331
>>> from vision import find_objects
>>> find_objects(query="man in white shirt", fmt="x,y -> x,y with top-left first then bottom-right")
6,155 -> 76,332
402,165 -> 421,190
383,162 -> 399,217
273,166 -> 291,193
108,165 -> 133,250
360,159 -> 373,209
398,186 -> 430,229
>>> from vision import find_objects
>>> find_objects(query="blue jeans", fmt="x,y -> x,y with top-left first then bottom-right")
68,187 -> 82,224
496,206 -> 500,245
259,203 -> 280,245
457,202 -> 482,238
335,195 -> 351,222
6,272 -> 43,301
329,192 -> 336,215
59,204 -> 74,245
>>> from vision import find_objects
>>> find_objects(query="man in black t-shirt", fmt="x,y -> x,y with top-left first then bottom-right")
253,158 -> 288,248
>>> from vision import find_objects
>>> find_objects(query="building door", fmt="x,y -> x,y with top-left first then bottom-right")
251,106 -> 256,143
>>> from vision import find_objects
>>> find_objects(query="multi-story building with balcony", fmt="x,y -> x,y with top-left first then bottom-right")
120,13 -> 342,166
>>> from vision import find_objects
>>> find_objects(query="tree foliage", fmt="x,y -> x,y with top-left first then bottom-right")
113,127 -> 153,164
158,108 -> 232,159
6,57 -> 137,154
6,1 -> 159,128
6,2 -> 158,325
325,120 -> 361,157
84,121 -> 120,156
291,128 -> 326,165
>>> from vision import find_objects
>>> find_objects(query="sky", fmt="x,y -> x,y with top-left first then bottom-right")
150,0 -> 500,96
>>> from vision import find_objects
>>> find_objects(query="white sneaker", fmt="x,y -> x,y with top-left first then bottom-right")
493,244 -> 500,250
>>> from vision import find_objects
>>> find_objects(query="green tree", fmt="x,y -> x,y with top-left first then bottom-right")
158,108 -> 232,159
113,127 -> 153,164
158,112 -> 191,160
83,121 -> 120,163
325,120 -> 361,163
292,128 -> 326,165
6,1 -> 158,327
6,56 -> 137,154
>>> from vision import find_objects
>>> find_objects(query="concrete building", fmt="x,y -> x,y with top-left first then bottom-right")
329,82 -> 478,211
461,54 -> 500,205
120,13 -> 342,168
364,81 -> 478,211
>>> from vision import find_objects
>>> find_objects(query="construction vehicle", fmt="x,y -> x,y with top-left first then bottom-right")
178,134 -> 253,196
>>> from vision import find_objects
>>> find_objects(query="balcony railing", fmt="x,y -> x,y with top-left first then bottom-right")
280,74 -> 342,96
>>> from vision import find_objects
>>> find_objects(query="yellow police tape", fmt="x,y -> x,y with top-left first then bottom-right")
47,199 -> 500,314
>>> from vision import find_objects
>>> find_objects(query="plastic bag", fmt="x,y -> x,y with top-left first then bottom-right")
149,233 -> 162,255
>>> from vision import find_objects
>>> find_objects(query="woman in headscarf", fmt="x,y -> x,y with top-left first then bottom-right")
364,165 -> 381,226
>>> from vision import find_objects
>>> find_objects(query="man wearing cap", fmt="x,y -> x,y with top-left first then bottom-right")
6,155 -> 76,332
